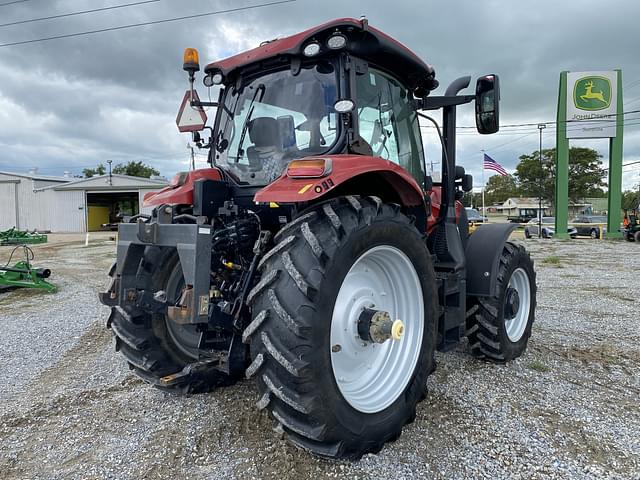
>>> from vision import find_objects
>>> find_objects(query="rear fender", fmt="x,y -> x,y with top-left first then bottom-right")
465,223 -> 517,297
254,155 -> 425,207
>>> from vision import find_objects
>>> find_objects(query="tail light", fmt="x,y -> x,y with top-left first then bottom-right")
286,159 -> 332,178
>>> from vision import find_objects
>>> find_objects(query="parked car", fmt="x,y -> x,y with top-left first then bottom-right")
465,207 -> 488,223
524,217 -> 577,239
571,215 -> 607,238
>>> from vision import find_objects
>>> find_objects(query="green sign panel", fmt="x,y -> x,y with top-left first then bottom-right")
573,76 -> 611,111
557,70 -> 624,239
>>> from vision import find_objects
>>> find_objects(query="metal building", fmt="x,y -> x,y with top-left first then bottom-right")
0,171 -> 167,232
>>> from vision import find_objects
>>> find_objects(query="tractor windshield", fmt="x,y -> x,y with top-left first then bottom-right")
215,60 -> 339,185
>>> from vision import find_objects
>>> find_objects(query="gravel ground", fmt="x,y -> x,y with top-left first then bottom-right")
0,235 -> 638,479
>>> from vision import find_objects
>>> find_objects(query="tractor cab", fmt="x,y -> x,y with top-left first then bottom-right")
177,17 -> 497,195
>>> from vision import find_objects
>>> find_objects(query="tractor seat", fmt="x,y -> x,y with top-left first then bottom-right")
247,117 -> 286,181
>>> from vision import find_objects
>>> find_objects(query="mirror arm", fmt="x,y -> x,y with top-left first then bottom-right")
418,95 -> 474,110
190,100 -> 219,107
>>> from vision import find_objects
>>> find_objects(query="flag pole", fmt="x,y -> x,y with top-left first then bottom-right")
481,150 -> 486,223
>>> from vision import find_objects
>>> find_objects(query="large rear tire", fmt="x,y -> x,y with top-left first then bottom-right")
466,242 -> 536,362
244,196 -> 438,459
106,246 -> 237,393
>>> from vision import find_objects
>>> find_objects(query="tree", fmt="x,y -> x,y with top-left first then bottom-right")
83,163 -> 106,178
622,189 -> 640,212
461,192 -> 482,208
515,147 -> 605,204
112,161 -> 159,178
483,174 -> 518,205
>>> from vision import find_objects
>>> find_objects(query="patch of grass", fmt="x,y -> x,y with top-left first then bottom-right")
541,255 -> 562,266
528,360 -> 551,373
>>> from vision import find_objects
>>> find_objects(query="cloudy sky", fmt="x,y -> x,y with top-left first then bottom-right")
0,0 -> 639,189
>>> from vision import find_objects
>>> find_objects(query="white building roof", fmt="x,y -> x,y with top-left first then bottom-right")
37,174 -> 168,191
0,170 -> 71,183
500,197 -> 549,209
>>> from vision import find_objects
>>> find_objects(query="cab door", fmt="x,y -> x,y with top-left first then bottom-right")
355,67 -> 427,188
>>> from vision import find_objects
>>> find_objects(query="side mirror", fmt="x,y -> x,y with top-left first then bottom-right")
475,74 -> 500,134
461,174 -> 473,192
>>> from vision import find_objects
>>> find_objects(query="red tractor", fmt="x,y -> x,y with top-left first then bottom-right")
100,18 -> 536,459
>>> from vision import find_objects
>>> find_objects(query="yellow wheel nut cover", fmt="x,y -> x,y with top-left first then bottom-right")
391,319 -> 405,340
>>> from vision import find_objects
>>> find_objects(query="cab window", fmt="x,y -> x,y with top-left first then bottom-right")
355,68 -> 425,184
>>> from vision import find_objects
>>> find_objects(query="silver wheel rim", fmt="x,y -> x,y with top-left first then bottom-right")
504,267 -> 531,342
330,245 -> 424,414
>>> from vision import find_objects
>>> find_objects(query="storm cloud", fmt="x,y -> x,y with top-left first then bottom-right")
0,0 -> 638,188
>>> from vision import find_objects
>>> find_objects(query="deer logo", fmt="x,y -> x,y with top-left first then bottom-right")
573,76 -> 612,111
580,81 -> 606,103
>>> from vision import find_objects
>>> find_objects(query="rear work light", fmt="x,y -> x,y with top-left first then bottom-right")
286,159 -> 332,178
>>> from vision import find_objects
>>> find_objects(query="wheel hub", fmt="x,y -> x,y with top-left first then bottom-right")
357,308 -> 405,344
504,287 -> 520,319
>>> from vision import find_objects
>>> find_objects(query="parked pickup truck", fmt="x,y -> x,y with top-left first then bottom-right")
507,208 -> 539,223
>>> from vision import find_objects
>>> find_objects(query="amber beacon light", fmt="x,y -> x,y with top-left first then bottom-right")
183,48 -> 200,73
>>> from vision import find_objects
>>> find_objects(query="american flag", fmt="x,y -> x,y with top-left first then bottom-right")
483,154 -> 508,176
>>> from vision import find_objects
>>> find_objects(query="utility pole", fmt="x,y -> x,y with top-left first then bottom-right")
107,159 -> 113,186
188,143 -> 195,171
537,124 -> 546,238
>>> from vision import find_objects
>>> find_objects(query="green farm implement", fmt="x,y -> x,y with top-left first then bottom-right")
0,228 -> 48,246
0,246 -> 56,293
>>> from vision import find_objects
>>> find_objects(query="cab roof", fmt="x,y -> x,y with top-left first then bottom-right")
205,18 -> 437,95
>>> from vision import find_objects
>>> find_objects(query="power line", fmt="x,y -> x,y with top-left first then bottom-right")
420,109 -> 640,131
0,0 -> 30,7
0,0 -> 297,48
623,79 -> 640,90
0,0 -> 162,29
624,94 -> 640,106
602,160 -> 640,172
482,132 -> 537,153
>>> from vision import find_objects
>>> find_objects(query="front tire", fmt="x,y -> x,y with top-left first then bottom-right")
466,242 -> 536,362
244,196 -> 438,459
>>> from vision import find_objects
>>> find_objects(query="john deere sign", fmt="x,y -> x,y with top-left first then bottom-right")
566,71 -> 618,138
555,69 -> 624,240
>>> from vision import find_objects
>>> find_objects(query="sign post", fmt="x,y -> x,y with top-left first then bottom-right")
607,70 -> 624,238
555,72 -> 570,238
555,70 -> 623,238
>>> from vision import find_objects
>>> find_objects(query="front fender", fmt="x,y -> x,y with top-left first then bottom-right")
465,223 -> 517,297
253,155 -> 425,207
